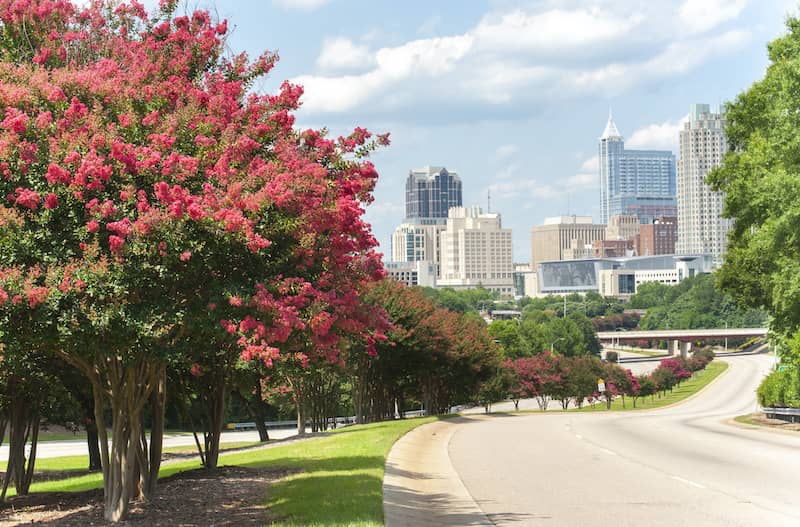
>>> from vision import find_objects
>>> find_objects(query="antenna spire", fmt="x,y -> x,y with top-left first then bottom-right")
487,188 -> 491,213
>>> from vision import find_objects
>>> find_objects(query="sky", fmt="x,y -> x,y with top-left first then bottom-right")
181,0 -> 795,262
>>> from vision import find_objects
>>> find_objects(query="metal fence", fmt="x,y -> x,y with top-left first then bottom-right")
762,407 -> 800,423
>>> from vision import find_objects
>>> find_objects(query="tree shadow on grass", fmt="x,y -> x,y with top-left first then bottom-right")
233,454 -> 386,473
266,472 -> 385,525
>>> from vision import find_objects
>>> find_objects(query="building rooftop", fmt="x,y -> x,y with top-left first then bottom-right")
600,110 -> 622,140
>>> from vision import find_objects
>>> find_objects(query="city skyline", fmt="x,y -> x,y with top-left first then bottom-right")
162,0 -> 795,262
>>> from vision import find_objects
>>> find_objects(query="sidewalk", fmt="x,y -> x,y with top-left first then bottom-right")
383,416 -> 492,527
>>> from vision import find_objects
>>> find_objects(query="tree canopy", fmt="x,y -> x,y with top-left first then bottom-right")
707,15 -> 800,362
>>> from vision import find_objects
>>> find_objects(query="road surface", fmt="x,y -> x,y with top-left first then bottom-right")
448,354 -> 800,526
0,427 -> 306,462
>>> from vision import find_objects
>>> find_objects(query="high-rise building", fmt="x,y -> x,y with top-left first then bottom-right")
438,206 -> 514,294
405,166 -> 462,220
530,216 -> 606,266
391,222 -> 445,263
636,216 -> 677,256
676,104 -> 731,261
599,113 -> 677,224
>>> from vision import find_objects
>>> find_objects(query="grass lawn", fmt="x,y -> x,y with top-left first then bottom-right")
615,348 -> 668,357
28,441 -> 264,475
13,417 -> 438,526
734,414 -> 758,426
575,360 -> 729,412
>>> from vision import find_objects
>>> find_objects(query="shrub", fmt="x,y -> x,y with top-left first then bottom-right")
605,351 -> 619,363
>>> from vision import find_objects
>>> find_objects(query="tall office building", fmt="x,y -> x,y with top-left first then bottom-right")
676,104 -> 731,261
438,206 -> 514,294
530,216 -> 606,266
405,166 -> 462,220
599,113 -> 677,224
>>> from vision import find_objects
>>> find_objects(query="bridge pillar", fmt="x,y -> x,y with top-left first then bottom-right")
680,341 -> 692,359
668,340 -> 679,356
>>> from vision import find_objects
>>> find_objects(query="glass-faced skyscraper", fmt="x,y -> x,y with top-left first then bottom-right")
405,166 -> 462,220
599,113 -> 677,224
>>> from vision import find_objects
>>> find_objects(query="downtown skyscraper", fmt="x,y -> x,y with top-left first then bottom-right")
676,104 -> 732,261
598,113 -> 677,224
404,166 -> 462,221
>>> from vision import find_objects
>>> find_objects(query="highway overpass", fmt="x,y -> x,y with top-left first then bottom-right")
597,327 -> 768,357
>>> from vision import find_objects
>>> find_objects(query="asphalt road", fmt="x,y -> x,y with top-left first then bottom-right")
448,355 -> 800,527
0,427 -> 306,462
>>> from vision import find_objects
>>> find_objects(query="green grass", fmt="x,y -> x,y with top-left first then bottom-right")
575,360 -> 729,412
221,417 -> 437,526
27,441 -> 263,475
13,417 -> 437,526
734,414 -> 757,425
614,348 -> 668,357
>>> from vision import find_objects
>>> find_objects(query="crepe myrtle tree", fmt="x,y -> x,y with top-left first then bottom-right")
0,0 -> 387,521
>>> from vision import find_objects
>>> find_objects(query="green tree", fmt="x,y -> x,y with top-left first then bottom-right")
707,15 -> 800,362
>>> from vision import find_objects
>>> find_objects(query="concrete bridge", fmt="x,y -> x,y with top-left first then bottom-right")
597,328 -> 768,358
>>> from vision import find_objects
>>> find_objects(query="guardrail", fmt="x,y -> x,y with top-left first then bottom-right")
762,407 -> 800,423
227,416 -> 357,431
227,410 -> 431,431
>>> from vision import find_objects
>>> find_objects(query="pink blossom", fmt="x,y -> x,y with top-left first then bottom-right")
14,188 -> 41,209
44,193 -> 58,209
180,251 -> 191,262
108,235 -> 125,253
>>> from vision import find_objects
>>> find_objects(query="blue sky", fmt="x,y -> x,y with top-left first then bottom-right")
200,0 -> 794,262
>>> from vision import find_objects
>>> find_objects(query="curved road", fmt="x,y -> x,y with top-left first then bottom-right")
448,355 -> 800,526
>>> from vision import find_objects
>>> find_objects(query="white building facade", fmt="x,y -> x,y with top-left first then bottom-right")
391,222 -> 445,264
438,206 -> 514,294
676,104 -> 732,263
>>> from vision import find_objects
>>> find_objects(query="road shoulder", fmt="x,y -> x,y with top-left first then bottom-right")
383,416 -> 493,527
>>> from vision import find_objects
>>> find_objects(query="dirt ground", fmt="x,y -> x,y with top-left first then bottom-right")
0,465 -> 292,526
743,412 -> 800,431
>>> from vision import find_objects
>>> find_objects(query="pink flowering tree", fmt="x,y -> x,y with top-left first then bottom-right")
0,0 -> 386,520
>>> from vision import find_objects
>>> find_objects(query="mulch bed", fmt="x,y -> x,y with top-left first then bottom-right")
0,465 -> 292,526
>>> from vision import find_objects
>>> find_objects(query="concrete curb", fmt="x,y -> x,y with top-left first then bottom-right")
383,417 -> 493,527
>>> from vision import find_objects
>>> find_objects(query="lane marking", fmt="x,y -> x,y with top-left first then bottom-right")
575,434 -> 583,440
598,447 -> 617,456
671,475 -> 706,489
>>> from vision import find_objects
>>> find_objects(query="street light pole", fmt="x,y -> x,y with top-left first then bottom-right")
551,337 -> 566,354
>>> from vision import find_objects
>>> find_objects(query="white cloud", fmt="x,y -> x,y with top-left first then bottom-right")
679,0 -> 748,33
473,8 -> 644,54
627,114 -> 689,151
296,34 -> 473,113
579,155 -> 599,173
296,3 -> 751,116
317,37 -> 374,72
272,0 -> 330,11
495,144 -> 519,159
495,164 -> 519,180
569,156 -> 600,191
566,172 -> 598,190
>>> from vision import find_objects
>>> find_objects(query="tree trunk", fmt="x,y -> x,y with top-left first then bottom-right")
0,417 -> 6,449
1,385 -> 39,499
203,380 -> 226,470
142,368 -> 166,497
248,382 -> 269,442
86,419 -> 102,472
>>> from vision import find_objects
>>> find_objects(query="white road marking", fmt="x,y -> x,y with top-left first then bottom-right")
598,447 -> 617,456
671,475 -> 706,489
575,434 -> 583,439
